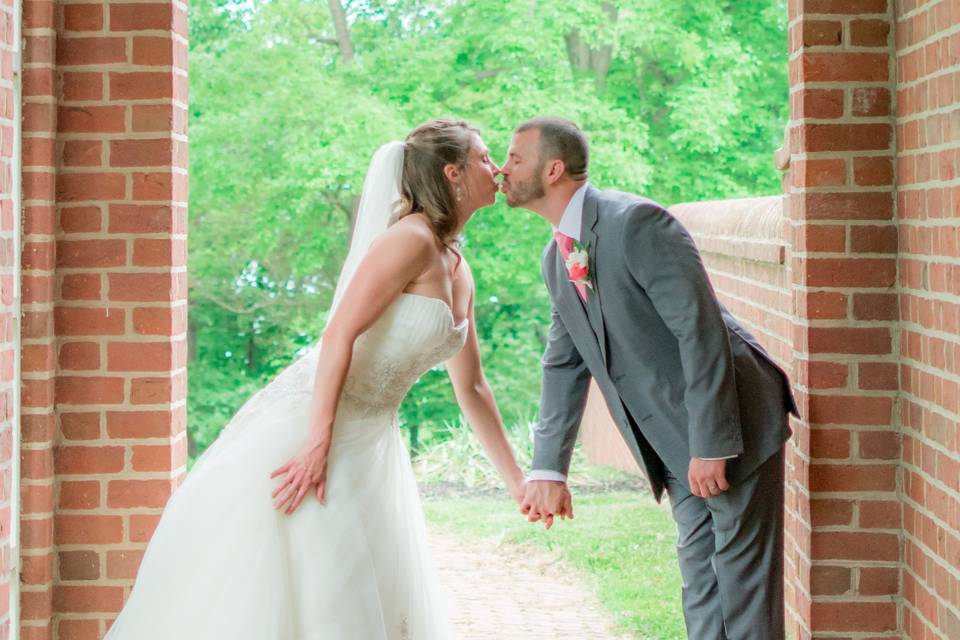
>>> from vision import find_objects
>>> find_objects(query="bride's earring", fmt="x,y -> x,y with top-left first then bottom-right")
455,186 -> 463,202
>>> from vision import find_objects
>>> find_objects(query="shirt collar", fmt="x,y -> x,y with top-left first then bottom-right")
555,182 -> 590,242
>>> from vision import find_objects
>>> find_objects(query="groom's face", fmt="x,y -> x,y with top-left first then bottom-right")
501,130 -> 546,208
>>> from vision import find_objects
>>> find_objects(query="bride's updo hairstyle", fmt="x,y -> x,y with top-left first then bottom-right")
399,118 -> 480,241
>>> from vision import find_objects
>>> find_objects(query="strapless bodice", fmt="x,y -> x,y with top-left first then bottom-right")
337,293 -> 469,418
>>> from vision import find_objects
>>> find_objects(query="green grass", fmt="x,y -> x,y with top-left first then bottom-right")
423,491 -> 686,640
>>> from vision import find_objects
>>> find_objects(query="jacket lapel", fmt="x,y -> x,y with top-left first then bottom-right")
579,188 -> 608,365
550,243 -> 604,369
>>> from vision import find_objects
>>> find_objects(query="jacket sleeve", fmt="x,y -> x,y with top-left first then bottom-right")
621,203 -> 743,459
531,258 -> 592,476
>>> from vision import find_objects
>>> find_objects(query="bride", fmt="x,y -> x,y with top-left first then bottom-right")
103,119 -> 526,639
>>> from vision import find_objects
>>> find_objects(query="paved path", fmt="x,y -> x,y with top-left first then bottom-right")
430,532 -> 635,639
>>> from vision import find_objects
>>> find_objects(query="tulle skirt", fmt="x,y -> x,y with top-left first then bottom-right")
104,351 -> 454,640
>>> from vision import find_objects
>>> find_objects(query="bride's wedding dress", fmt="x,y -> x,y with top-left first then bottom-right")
104,292 -> 466,639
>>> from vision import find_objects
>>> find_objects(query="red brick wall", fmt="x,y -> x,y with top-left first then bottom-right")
788,1 -> 900,637
0,0 -> 20,631
673,197 -> 794,369
895,1 -> 960,637
20,1 -> 188,638
21,0 -> 59,635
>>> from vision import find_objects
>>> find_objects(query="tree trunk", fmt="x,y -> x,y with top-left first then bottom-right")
327,0 -> 354,63
187,426 -> 198,459
187,309 -> 197,363
565,30 -> 591,71
565,3 -> 618,90
245,333 -> 256,370
408,423 -> 420,456
344,194 -> 361,242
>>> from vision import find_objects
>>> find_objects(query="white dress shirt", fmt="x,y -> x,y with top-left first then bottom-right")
528,183 -> 735,485
555,182 -> 589,241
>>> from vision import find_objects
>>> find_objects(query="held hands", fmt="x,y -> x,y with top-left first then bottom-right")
507,478 -> 527,507
520,480 -> 574,530
688,457 -> 729,498
270,439 -> 329,515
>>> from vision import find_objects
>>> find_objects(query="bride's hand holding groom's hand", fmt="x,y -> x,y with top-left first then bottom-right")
521,480 -> 574,530
270,437 -> 331,515
507,478 -> 527,506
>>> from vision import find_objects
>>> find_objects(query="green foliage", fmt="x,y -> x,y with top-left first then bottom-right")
188,0 -> 788,459
413,417 -> 644,492
424,492 -> 685,639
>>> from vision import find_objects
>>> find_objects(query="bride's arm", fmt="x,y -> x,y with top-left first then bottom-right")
308,224 -> 434,440
271,221 -> 434,513
446,264 -> 526,504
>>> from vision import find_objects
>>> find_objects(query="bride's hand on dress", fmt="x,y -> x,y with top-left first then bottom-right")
270,441 -> 329,514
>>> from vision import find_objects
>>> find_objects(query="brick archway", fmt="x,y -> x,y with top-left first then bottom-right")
3,0 -> 960,639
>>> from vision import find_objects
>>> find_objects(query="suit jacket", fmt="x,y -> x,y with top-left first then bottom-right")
535,185 -> 798,501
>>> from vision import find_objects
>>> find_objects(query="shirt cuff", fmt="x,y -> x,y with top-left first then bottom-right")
699,454 -> 739,460
527,469 -> 568,483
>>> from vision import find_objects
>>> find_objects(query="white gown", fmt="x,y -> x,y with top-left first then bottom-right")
104,293 -> 466,640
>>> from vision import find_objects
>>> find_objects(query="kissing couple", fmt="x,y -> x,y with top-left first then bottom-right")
103,117 -> 797,640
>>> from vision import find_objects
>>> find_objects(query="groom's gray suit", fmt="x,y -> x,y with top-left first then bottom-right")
534,184 -> 798,640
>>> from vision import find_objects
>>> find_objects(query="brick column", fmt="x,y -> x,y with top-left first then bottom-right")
20,1 -> 188,638
787,1 -> 900,638
894,1 -> 960,637
20,0 -> 60,635
0,0 -> 21,633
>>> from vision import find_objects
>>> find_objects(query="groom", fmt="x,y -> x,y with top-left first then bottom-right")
501,117 -> 798,639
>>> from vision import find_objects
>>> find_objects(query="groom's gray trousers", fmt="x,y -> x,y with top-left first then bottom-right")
664,439 -> 786,640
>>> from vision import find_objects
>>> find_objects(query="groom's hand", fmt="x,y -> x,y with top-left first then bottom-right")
521,480 -> 573,530
688,457 -> 730,498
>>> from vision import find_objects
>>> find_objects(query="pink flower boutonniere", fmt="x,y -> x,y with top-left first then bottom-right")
565,240 -> 593,291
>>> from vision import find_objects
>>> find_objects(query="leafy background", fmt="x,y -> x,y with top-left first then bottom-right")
187,0 -> 789,460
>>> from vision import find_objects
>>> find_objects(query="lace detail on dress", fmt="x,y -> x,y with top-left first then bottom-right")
221,351 -> 315,425
339,318 -> 466,418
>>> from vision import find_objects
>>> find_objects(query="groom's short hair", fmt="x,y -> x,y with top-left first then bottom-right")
515,117 -> 589,181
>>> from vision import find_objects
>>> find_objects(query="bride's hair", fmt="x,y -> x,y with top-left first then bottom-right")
399,118 -> 480,241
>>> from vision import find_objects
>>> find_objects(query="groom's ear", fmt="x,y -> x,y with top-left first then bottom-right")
544,158 -> 566,185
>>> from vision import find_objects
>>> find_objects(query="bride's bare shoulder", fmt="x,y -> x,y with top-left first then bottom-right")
453,254 -> 475,298
373,213 -> 437,257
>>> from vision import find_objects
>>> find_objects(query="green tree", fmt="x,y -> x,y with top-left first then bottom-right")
188,0 -> 788,460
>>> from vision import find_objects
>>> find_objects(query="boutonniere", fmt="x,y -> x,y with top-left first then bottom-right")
565,240 -> 593,290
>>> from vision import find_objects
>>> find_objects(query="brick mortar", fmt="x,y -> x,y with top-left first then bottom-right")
899,600 -> 949,640
901,350 -> 960,382
789,81 -> 892,90
900,425 -> 960,473
896,143 -> 960,159
900,495 -> 960,554
900,560 -> 959,626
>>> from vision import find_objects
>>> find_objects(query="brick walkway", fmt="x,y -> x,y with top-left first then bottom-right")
431,532 -> 635,639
